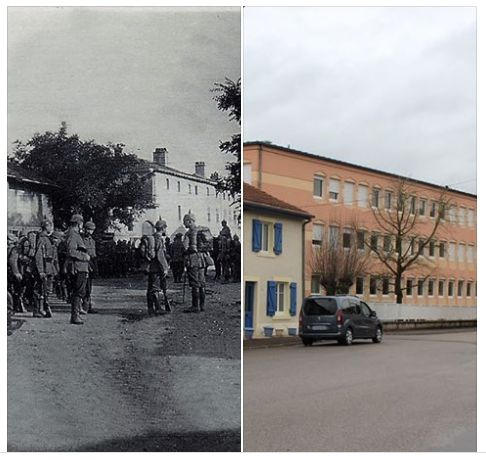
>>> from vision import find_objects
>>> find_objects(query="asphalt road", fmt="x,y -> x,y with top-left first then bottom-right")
8,275 -> 241,452
243,330 -> 476,452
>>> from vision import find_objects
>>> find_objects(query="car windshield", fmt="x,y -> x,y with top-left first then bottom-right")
303,298 -> 338,316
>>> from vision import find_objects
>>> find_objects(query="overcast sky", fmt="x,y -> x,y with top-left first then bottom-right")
244,7 -> 476,194
8,6 -> 240,176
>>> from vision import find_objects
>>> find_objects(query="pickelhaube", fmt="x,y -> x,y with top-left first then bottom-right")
85,221 -> 96,231
70,214 -> 84,224
155,219 -> 167,230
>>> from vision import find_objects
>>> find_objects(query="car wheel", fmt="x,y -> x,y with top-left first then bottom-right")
302,338 -> 313,347
372,327 -> 383,343
341,328 -> 353,346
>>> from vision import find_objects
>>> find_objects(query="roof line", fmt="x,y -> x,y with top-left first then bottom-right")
244,141 -> 476,199
244,200 -> 314,219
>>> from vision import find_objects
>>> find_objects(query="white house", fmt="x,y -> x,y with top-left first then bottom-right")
118,148 -> 239,240
243,182 -> 313,339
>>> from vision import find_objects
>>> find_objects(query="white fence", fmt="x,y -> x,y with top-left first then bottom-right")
368,303 -> 477,321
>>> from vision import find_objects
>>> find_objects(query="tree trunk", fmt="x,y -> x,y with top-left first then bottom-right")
395,273 -> 403,304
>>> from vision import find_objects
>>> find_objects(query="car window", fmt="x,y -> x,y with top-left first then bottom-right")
360,302 -> 372,317
303,298 -> 338,316
342,305 -> 356,315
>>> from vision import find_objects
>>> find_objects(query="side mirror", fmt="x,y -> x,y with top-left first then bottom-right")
370,311 -> 377,317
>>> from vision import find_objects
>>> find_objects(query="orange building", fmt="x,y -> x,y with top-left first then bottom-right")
244,142 -> 476,311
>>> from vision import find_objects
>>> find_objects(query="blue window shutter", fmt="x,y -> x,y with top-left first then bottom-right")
252,219 -> 262,252
274,222 -> 283,255
267,281 -> 277,317
290,282 -> 297,316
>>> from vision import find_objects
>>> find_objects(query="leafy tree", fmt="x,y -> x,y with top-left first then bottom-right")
9,122 -> 155,231
212,78 -> 241,213
360,178 -> 450,304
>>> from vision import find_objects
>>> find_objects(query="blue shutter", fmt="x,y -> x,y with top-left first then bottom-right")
290,282 -> 297,316
267,281 -> 276,317
252,219 -> 262,252
274,222 -> 283,255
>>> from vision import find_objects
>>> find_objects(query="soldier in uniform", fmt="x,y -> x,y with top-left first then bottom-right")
146,219 -> 172,315
169,233 -> 185,283
33,219 -> 55,318
211,236 -> 221,280
65,214 -> 90,325
7,233 -> 26,314
183,213 -> 207,313
219,220 -> 233,282
231,234 -> 241,282
82,221 -> 98,314
50,230 -> 65,301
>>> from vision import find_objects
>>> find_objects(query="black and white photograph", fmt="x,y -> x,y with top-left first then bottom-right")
7,6 -> 241,452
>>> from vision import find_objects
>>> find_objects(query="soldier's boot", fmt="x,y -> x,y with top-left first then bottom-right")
190,288 -> 200,313
32,296 -> 44,318
70,297 -> 84,325
80,298 -> 88,315
43,300 -> 53,318
199,288 -> 205,312
152,291 -> 163,313
87,298 -> 98,314
147,291 -> 155,315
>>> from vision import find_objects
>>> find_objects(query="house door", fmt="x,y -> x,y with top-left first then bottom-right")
245,282 -> 255,329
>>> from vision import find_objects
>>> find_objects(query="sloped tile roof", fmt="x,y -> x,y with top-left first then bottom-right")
7,162 -> 60,188
244,182 -> 313,219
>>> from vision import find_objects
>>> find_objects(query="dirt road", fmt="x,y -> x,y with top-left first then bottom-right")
8,274 -> 241,452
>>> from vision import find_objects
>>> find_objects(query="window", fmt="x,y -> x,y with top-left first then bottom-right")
449,242 -> 456,261
311,275 -> 321,294
466,282 -> 472,297
329,225 -> 340,248
207,207 -> 211,222
467,245 -> 474,264
166,178 -> 170,189
409,237 -> 415,255
438,280 -> 445,297
418,239 -> 425,256
312,224 -> 324,246
357,230 -> 365,250
262,222 -> 270,252
177,181 -> 181,192
458,280 -> 464,297
428,279 -> 435,296
329,178 -> 340,200
178,205 -> 182,221
313,175 -> 324,198
410,196 -> 416,215
358,185 -> 368,208
458,243 -> 465,262
430,202 -> 436,218
195,185 -> 198,195
370,277 -> 377,295
276,282 -> 286,313
406,279 -> 413,296
372,188 -> 380,208
419,199 -> 426,216
467,209 -> 474,227
417,279 -> 424,296
448,280 -> 455,297
343,230 -> 352,249
439,242 -> 445,258
356,277 -> 364,295
188,184 -> 192,194
383,235 -> 392,252
429,241 -> 435,258
370,233 -> 378,251
382,278 -> 390,295
385,191 -> 392,210
458,207 -> 466,226
344,182 -> 354,205
207,187 -> 210,196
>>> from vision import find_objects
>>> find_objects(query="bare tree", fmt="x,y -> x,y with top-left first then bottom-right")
362,178 -> 450,304
310,225 -> 370,295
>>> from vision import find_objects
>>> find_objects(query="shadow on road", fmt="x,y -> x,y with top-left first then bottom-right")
9,429 -> 241,452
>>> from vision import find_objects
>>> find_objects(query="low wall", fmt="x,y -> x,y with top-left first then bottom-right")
369,303 -> 477,321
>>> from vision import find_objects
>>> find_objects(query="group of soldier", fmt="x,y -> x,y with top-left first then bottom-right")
7,212 -> 239,324
7,214 -> 99,326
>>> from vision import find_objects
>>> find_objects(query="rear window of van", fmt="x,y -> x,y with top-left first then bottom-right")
303,298 -> 338,316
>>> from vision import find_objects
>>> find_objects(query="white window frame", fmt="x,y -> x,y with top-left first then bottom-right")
371,188 -> 380,208
313,175 -> 325,198
358,185 -> 369,208
329,178 -> 340,201
276,282 -> 287,314
344,182 -> 354,205
448,280 -> 455,298
438,279 -> 445,297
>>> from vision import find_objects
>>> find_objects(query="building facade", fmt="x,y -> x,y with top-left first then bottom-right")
244,142 -> 477,309
118,148 -> 239,240
243,183 -> 312,338
7,162 -> 56,235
